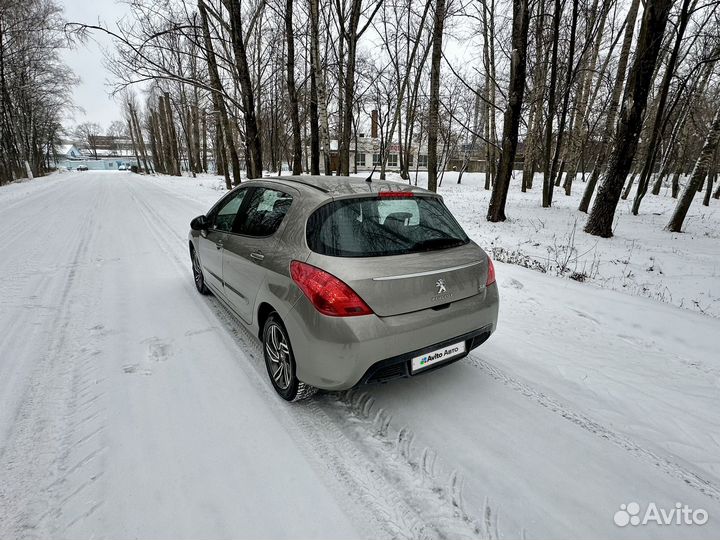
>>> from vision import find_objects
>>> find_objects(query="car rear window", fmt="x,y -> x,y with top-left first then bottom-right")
307,195 -> 470,257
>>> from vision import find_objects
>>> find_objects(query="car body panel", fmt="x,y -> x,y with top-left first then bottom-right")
284,283 -> 499,389
306,242 -> 489,317
221,233 -> 270,324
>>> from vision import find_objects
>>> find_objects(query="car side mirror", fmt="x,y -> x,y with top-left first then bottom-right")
190,215 -> 209,231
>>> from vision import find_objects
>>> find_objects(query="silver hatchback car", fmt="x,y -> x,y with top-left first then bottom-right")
189,176 -> 499,401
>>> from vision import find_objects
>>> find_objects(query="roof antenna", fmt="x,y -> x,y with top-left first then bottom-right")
365,165 -> 377,182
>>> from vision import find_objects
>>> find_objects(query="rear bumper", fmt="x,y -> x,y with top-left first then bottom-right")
283,283 -> 499,390
358,325 -> 492,385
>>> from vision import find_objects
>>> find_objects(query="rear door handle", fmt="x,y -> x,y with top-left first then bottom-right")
250,250 -> 264,261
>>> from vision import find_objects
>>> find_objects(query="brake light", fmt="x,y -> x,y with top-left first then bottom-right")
290,261 -> 373,317
486,256 -> 496,287
378,191 -> 414,198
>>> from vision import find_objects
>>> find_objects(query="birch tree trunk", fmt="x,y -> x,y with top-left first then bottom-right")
564,0 -> 608,195
586,0 -> 673,237
547,0 -> 579,194
703,172 -> 714,206
542,0 -> 562,207
127,118 -> 142,171
521,0 -> 547,192
667,107 -> 720,232
130,105 -> 151,173
578,0 -> 640,212
310,0 -> 331,175
427,0 -> 447,192
163,93 -> 181,176
632,0 -> 695,215
285,0 -> 302,175
148,109 -> 162,174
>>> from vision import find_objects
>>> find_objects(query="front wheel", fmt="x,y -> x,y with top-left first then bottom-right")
191,247 -> 209,295
262,315 -> 316,401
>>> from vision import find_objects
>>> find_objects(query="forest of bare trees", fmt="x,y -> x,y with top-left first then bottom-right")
64,0 -> 720,235
0,0 -> 75,185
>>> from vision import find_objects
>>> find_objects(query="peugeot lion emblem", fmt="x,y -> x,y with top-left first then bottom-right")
436,278 -> 447,294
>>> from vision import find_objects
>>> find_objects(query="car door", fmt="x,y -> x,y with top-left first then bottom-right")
198,188 -> 249,295
222,187 -> 294,324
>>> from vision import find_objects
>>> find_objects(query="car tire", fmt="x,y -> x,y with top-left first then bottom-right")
191,247 -> 209,295
262,314 -> 317,402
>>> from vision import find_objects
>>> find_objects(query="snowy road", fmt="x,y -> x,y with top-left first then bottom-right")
1,171 -> 719,539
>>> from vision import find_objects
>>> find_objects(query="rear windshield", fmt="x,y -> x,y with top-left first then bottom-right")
307,195 -> 470,257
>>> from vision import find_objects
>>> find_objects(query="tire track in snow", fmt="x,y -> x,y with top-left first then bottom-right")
126,178 -> 505,540
0,181 -> 108,538
466,353 -> 720,502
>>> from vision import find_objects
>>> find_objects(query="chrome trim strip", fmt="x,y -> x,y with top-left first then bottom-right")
372,261 -> 481,281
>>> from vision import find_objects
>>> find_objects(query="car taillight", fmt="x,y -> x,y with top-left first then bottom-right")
378,190 -> 414,198
486,256 -> 496,287
290,261 -> 373,317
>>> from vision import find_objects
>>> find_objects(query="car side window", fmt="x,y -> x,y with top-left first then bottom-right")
234,188 -> 293,237
211,189 -> 248,232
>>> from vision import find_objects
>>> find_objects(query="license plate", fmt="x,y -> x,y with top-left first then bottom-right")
411,341 -> 466,373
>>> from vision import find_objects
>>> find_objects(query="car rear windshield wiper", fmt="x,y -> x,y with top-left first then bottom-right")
414,237 -> 466,252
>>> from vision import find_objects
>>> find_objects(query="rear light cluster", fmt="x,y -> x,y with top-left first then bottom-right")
290,261 -> 373,317
486,256 -> 496,287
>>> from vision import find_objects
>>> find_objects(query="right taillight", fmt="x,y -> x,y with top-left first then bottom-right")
290,261 -> 373,317
486,256 -> 496,287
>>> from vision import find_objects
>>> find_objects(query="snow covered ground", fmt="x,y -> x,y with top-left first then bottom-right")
1,170 -> 719,539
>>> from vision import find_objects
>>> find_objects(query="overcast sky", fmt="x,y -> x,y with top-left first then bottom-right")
61,0 -> 129,132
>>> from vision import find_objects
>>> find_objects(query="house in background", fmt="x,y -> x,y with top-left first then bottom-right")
92,135 -> 134,157
351,110 -> 425,173
351,135 -> 426,173
54,144 -> 83,161
317,111 -> 427,174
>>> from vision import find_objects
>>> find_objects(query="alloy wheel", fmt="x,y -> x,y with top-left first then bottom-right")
192,251 -> 204,291
265,322 -> 292,390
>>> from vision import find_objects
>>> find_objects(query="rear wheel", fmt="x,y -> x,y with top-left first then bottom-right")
262,314 -> 316,401
191,247 -> 209,295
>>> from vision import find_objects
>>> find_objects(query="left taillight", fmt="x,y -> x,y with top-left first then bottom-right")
486,256 -> 496,287
290,261 -> 374,317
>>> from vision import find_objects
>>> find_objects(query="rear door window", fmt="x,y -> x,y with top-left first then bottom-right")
234,188 -> 293,237
307,195 -> 469,257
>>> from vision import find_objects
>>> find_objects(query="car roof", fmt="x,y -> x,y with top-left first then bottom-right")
258,175 -> 433,198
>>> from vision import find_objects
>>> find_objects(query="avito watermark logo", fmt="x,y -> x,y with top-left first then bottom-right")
614,502 -> 708,527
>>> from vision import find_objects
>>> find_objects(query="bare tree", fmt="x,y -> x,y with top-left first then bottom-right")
0,0 -> 75,184
487,0 -> 530,221
285,0 -> 302,175
427,0 -> 447,192
336,0 -> 384,176
578,0 -> 641,212
75,122 -> 103,159
666,106 -> 720,232
585,0 -> 674,238
223,0 -> 263,178
542,0 -> 563,207
198,0 -> 240,187
632,0 -> 696,215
